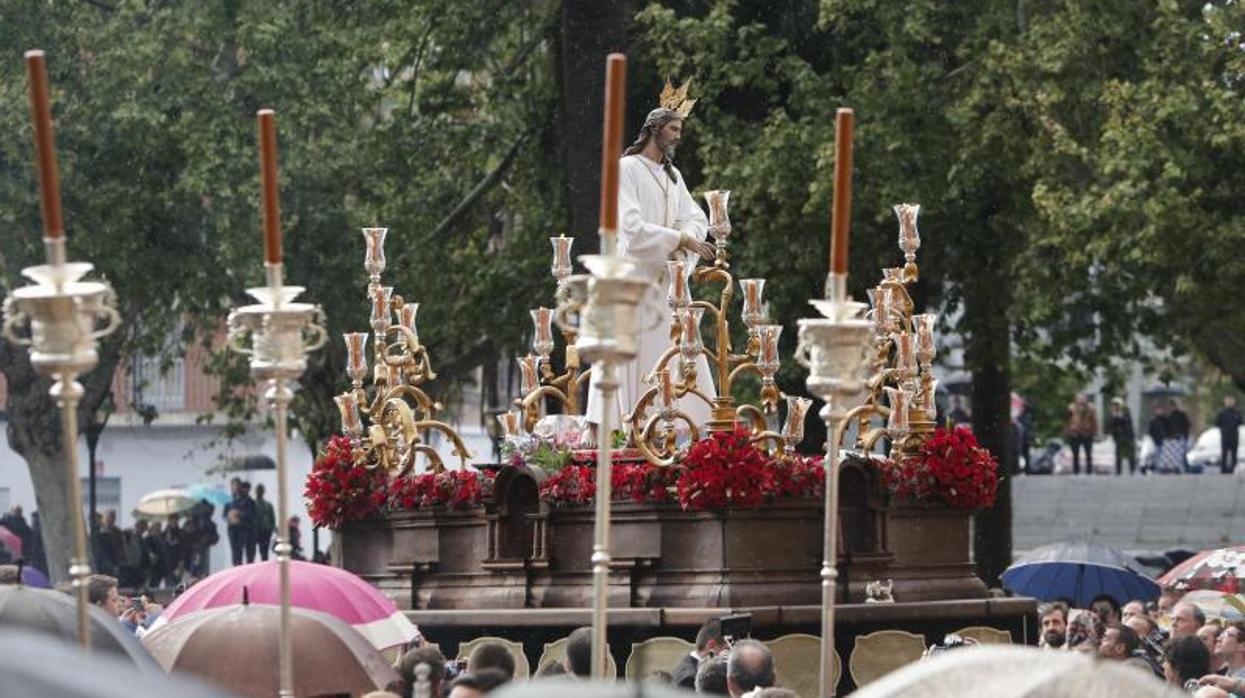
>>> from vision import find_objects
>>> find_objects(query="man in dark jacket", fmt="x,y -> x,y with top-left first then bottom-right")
1107,398 -> 1137,476
223,478 -> 257,565
1217,395 -> 1243,474
672,618 -> 725,690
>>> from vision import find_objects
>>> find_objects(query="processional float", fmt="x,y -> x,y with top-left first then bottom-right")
3,50 -> 122,651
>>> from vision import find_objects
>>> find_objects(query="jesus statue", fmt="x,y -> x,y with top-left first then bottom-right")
585,81 -> 718,445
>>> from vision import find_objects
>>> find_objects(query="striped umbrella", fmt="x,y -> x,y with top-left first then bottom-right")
1002,540 -> 1160,607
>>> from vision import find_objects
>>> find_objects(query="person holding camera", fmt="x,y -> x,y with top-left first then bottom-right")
673,618 -> 727,689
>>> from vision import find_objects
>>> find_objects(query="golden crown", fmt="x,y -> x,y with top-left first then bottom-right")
658,78 -> 696,118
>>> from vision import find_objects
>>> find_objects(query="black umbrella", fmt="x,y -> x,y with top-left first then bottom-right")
0,627 -> 236,698
0,584 -> 159,671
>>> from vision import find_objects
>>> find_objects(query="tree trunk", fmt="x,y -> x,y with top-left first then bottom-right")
965,271 -> 1013,587
557,0 -> 634,254
2,336 -> 122,584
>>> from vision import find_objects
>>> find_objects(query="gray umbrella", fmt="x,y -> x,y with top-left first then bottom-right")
850,645 -> 1184,698
0,627 -> 236,698
0,583 -> 160,671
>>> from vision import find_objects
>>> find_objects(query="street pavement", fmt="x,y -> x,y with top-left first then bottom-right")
1012,473 -> 1245,559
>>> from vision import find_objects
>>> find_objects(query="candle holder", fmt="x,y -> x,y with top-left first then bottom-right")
837,203 -> 940,461
513,236 -> 593,432
226,260 -> 326,698
3,238 -> 121,649
569,248 -> 648,679
334,227 -> 473,474
625,190 -> 788,465
795,289 -> 872,698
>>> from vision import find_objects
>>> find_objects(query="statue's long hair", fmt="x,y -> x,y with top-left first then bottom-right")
623,111 -> 680,182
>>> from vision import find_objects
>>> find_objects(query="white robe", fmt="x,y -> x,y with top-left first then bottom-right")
585,154 -> 717,432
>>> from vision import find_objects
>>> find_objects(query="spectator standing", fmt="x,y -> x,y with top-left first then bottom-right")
1172,602 -> 1207,639
1064,394 -> 1099,475
143,521 -> 166,588
1164,635 -> 1210,691
287,516 -> 305,560
695,655 -> 730,696
1216,396 -> 1243,475
1215,622 -> 1245,678
1039,601 -> 1069,648
254,483 -> 276,562
119,520 -> 147,588
184,502 -> 218,579
97,509 -> 125,578
1148,402 -> 1170,475
1107,398 -> 1137,475
1,506 -> 34,558
1167,399 -> 1192,473
162,515 -> 186,586
224,478 -> 257,565
726,639 -> 775,698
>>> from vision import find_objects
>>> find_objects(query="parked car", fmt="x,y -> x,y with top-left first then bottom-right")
1187,426 -> 1245,472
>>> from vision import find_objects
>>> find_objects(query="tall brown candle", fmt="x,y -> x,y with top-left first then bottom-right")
25,50 -> 63,239
257,109 -> 282,265
598,54 -> 627,251
830,108 -> 854,275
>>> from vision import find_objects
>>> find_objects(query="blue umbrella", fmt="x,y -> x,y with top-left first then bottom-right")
1002,540 -> 1160,607
185,483 -> 231,508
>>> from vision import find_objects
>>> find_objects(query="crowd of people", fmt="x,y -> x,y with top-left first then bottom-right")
1038,587 -> 1245,695
378,621 -> 795,698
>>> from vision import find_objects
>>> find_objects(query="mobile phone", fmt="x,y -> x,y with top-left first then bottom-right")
130,597 -> 144,612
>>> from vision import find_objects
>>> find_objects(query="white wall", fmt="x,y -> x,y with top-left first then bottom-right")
0,415 -> 314,574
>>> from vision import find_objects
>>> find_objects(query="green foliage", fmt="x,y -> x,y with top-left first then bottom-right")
0,0 -> 563,454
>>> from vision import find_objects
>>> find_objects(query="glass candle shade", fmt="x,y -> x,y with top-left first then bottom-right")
882,267 -> 904,283
678,307 -> 705,361
656,368 -> 676,411
917,377 -> 938,415
667,260 -> 690,309
758,324 -> 783,375
363,227 -> 388,272
343,332 -> 369,383
895,332 -> 917,379
782,395 -> 813,445
912,313 -> 936,364
740,278 -> 766,328
551,235 -> 574,281
530,307 -> 555,358
498,410 -> 521,437
371,286 -> 393,330
397,302 -> 420,348
704,189 -> 731,237
894,203 -> 921,256
872,286 -> 897,332
518,354 -> 541,395
885,386 -> 910,435
335,393 -> 363,435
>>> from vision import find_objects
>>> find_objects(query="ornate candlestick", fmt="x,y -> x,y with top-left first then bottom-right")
626,189 -> 786,465
226,109 -> 327,698
3,50 -> 122,651
334,227 -> 473,474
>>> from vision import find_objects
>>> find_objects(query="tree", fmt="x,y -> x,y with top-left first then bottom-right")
0,0 -> 562,581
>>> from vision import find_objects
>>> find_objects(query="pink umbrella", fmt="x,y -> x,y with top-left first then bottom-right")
0,526 -> 22,557
148,560 -> 419,650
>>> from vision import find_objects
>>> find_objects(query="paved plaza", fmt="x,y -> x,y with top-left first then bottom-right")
1013,474 -> 1245,558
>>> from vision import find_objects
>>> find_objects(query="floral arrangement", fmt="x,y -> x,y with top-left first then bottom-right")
676,427 -> 775,510
538,464 -> 596,506
880,426 -> 999,509
305,435 -> 389,529
389,469 -> 495,511
612,461 -> 679,504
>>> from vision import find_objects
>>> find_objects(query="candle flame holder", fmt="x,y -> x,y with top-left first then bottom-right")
334,228 -> 473,475
3,237 -> 121,650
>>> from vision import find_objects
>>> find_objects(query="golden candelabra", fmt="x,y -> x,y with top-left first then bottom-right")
334,227 -> 472,474
626,190 -> 790,465
833,204 -> 938,460
507,235 -> 592,434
